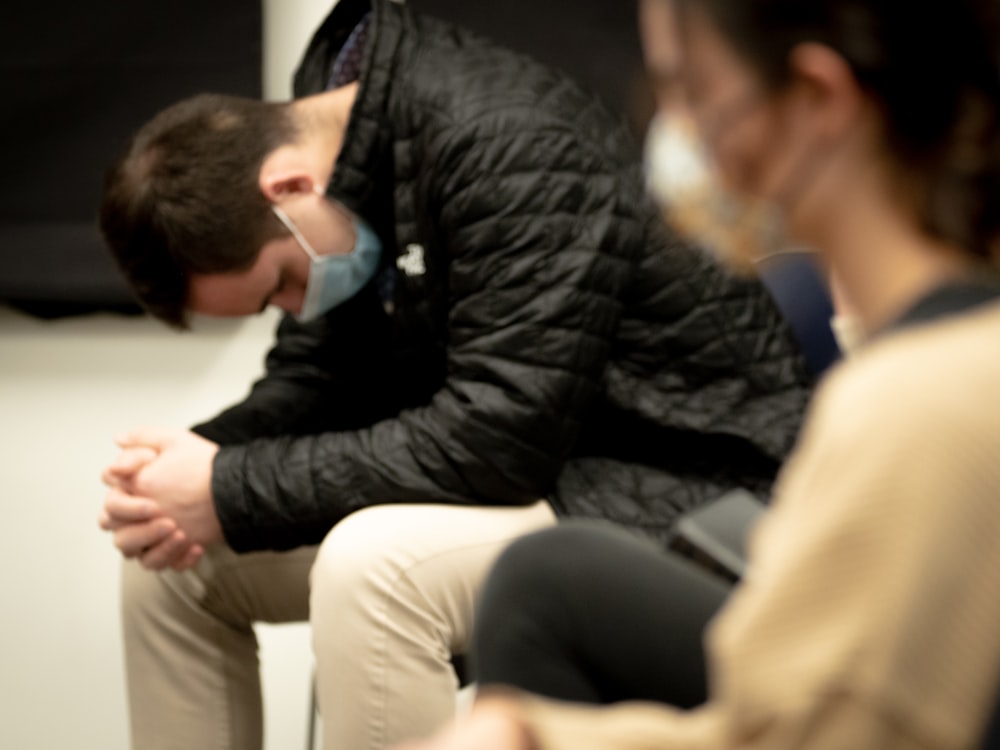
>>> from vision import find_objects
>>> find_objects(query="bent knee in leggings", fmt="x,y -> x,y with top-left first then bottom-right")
480,521 -> 651,619
476,522 -> 723,705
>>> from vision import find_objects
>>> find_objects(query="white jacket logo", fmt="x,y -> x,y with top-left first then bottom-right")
397,244 -> 426,277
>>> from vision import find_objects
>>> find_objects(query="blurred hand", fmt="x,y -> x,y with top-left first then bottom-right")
391,699 -> 534,750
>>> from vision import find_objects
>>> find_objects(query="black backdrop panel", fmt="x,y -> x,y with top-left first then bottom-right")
0,1 -> 641,318
0,2 -> 262,317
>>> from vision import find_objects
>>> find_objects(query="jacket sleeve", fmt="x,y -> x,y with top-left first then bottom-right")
210,125 -> 642,551
191,288 -> 398,445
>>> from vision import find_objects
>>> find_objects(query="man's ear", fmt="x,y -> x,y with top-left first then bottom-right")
259,146 -> 317,202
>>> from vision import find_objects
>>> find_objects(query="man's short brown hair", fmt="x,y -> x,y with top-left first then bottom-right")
99,94 -> 299,328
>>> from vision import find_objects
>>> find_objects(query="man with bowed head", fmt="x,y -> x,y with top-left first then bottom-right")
96,0 -> 811,748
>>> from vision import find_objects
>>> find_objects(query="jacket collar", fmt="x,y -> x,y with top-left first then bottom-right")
293,0 -> 405,220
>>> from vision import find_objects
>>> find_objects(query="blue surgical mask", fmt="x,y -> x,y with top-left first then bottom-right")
271,202 -> 383,321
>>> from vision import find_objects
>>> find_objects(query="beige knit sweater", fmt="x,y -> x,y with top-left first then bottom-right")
511,301 -> 1000,749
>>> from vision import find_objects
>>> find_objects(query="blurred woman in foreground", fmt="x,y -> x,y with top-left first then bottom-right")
396,0 -> 1000,747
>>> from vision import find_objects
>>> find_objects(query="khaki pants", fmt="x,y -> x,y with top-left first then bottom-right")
121,501 -> 556,750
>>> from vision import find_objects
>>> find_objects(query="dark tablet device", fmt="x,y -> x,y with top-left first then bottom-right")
669,489 -> 766,583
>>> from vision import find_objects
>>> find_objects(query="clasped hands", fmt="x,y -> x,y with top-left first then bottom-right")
101,430 -> 536,749
98,428 -> 223,571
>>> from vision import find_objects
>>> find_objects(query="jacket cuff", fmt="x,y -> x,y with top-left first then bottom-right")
210,445 -> 261,553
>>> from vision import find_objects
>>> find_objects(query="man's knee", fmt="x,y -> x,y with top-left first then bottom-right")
310,506 -> 417,605
311,503 -> 507,592
121,559 -> 176,626
120,548 -> 258,633
310,503 -> 528,633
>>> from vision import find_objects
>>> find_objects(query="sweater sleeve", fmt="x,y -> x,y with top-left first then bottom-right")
210,123 -> 640,552
514,320 -> 1000,750
510,692 -> 929,750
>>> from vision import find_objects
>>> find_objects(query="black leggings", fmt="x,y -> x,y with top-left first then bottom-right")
473,521 -> 732,708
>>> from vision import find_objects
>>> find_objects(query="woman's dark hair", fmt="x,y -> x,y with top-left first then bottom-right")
98,94 -> 299,328
676,0 -> 1000,260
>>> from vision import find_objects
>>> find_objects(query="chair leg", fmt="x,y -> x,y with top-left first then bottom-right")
306,671 -> 317,750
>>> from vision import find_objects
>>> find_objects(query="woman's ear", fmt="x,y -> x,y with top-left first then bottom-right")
785,42 -> 865,141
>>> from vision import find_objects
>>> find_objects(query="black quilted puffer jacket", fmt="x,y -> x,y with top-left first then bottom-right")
193,0 -> 813,553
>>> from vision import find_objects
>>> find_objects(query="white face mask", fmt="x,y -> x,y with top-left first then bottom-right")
645,111 -> 712,206
271,200 -> 383,321
645,110 -> 784,273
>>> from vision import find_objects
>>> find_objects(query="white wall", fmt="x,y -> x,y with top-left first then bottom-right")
0,307 -> 327,750
264,0 -> 343,101
0,3 -> 339,748
0,307 -> 325,750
